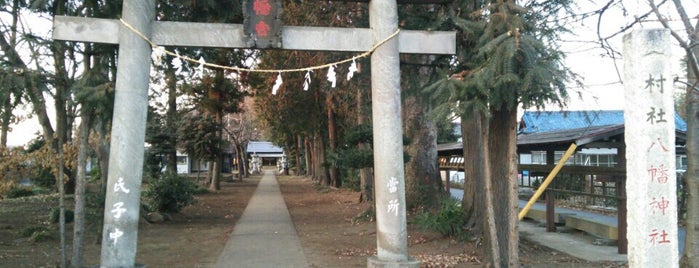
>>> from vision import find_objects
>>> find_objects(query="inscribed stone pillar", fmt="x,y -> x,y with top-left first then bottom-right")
623,29 -> 679,267
367,0 -> 418,267
100,0 -> 154,267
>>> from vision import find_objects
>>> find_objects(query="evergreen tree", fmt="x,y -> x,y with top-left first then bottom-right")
426,0 -> 575,266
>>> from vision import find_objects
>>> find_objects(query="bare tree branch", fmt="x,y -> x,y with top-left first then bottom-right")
671,0 -> 696,38
649,0 -> 689,47
590,0 -> 671,84
649,0 -> 699,81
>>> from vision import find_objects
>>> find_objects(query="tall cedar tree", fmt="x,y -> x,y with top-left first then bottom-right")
426,0 -> 574,266
399,5 -> 448,210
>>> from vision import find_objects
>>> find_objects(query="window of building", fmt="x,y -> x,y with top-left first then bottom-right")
531,151 -> 546,165
177,156 -> 187,165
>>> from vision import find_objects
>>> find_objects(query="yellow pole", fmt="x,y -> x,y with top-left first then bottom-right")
518,143 -> 578,221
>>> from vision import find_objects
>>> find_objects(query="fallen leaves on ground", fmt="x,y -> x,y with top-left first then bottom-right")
335,248 -> 480,267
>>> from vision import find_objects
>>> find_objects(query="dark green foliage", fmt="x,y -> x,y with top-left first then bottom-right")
193,185 -> 209,195
143,149 -> 164,181
335,124 -> 411,170
6,187 -> 34,198
29,168 -> 56,189
342,169 -> 360,191
424,0 -> 577,118
335,124 -> 373,170
411,196 -> 469,241
24,137 -> 45,153
352,208 -> 375,224
143,174 -> 197,213
343,124 -> 372,145
178,112 -> 224,162
82,190 -> 106,232
19,225 -> 54,243
437,120 -> 460,144
337,148 -> 373,170
88,167 -> 101,182
29,186 -> 51,195
29,229 -> 54,242
19,225 -> 49,238
49,208 -> 74,224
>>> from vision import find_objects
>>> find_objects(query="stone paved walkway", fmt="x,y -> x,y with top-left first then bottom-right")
215,170 -> 308,268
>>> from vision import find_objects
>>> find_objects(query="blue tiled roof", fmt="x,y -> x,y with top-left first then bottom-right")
246,141 -> 283,153
519,110 -> 687,134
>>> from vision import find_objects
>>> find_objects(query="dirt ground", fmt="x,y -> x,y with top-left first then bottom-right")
0,173 -> 627,267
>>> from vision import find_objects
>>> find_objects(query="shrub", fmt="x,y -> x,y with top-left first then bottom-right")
30,230 -> 55,242
88,167 -> 101,182
49,208 -> 74,224
19,225 -> 49,237
6,187 -> 34,198
411,196 -> 469,240
85,191 -> 106,230
19,225 -> 55,242
30,168 -> 56,189
193,185 -> 209,195
143,174 -> 197,213
352,208 -> 375,224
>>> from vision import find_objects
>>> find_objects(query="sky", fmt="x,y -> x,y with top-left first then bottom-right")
5,1 -> 699,147
557,0 -> 698,111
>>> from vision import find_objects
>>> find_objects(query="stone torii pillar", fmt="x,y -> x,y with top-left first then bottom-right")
367,1 -> 417,267
53,1 -> 454,267
96,1 -> 154,266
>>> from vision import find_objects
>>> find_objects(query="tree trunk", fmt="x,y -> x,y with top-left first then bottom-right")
234,143 -> 244,180
0,90 -> 10,147
306,137 -> 316,180
165,66 -> 178,175
50,3 -> 68,265
0,26 -> 55,143
71,112 -> 91,267
403,94 -> 441,210
680,17 -> 699,268
480,113 -> 501,268
52,0 -> 77,197
94,121 -> 110,244
314,133 -> 328,185
683,88 -> 699,267
57,139 -> 67,267
486,107 -> 519,267
240,144 -> 249,178
307,137 -> 313,177
206,161 -> 213,185
209,160 -> 221,191
296,135 -> 303,176
53,50 -> 69,146
461,111 -> 486,236
357,85 -> 373,202
1,0 -> 18,148
326,94 -> 339,187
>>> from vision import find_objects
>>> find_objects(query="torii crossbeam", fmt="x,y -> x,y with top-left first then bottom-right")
52,1 -> 454,267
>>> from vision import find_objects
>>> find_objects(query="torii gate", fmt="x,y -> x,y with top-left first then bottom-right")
53,1 -> 454,267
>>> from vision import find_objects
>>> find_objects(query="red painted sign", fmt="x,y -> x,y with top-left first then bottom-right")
253,0 -> 271,16
255,21 -> 270,37
244,0 -> 282,48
